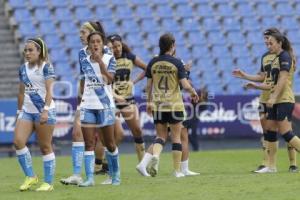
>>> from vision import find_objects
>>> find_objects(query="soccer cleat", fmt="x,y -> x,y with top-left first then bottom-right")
148,156 -> 159,177
182,169 -> 200,176
78,179 -> 95,187
254,167 -> 277,173
35,182 -> 53,192
289,165 -> 299,173
173,171 -> 185,178
252,165 -> 266,172
60,175 -> 82,185
101,177 -> 112,185
136,164 -> 150,177
20,176 -> 38,191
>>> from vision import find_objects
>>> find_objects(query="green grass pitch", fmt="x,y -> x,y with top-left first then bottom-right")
0,149 -> 299,200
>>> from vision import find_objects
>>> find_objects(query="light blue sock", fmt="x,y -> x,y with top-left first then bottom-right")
105,149 -> 112,177
72,142 -> 84,175
16,147 -> 34,177
84,151 -> 95,180
43,152 -> 56,184
107,148 -> 120,184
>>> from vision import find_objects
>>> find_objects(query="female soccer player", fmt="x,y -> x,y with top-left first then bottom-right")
136,61 -> 201,177
145,33 -> 199,177
60,21 -> 112,185
78,31 -> 120,186
14,38 -> 56,191
233,28 -> 298,173
108,34 -> 147,162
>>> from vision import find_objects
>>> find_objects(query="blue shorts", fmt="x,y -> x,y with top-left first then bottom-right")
80,108 -> 116,127
18,109 -> 56,125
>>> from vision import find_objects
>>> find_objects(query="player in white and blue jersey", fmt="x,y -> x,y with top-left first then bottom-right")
77,31 -> 120,186
14,38 -> 56,192
60,21 -> 111,185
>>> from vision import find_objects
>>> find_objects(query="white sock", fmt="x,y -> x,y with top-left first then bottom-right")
139,152 -> 152,168
181,159 -> 189,172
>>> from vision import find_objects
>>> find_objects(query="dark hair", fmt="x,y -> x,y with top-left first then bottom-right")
159,33 -> 175,56
270,32 -> 296,68
263,27 -> 280,36
108,34 -> 131,54
87,31 -> 104,44
26,37 -> 48,62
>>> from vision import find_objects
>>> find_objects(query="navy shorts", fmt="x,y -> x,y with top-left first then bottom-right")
267,103 -> 294,121
152,111 -> 184,124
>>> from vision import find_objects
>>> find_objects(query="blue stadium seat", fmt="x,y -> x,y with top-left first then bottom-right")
13,8 -> 32,23
207,32 -> 226,45
236,57 -> 253,68
231,45 -> 250,58
69,0 -> 87,7
102,20 -> 119,35
8,0 -> 27,9
196,4 -> 214,17
49,0 -> 68,8
187,32 -> 206,45
70,49 -> 80,64
211,45 -> 231,58
53,8 -> 73,22
260,17 -> 278,28
176,46 -> 191,62
216,57 -> 234,69
127,0 -> 147,6
59,21 -> 78,35
64,34 -> 82,49
29,0 -> 48,8
131,47 -> 150,61
222,17 -> 241,31
134,5 -> 153,19
175,4 -> 194,18
44,35 -> 62,49
192,46 -> 211,58
250,44 -> 266,58
236,2 -> 255,17
50,48 -> 68,62
246,31 -> 264,44
18,23 -> 37,38
54,61 -> 71,76
280,17 -> 299,31
139,19 -> 159,33
274,3 -> 294,16
202,17 -> 221,32
74,7 -> 94,22
255,2 -> 275,17
287,30 -> 300,44
114,5 -> 133,20
95,7 -> 113,20
227,31 -> 246,45
125,33 -> 144,47
173,32 -> 186,46
149,0 -> 169,5
161,18 -> 180,32
181,18 -> 200,32
171,0 -> 189,5
241,17 -> 260,32
120,20 -> 139,34
215,4 -> 235,17
39,21 -> 57,35
155,5 -> 173,18
146,33 -> 159,47
34,8 -> 52,22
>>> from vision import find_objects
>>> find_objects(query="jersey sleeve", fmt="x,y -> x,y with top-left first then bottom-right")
43,63 -> 56,80
260,56 -> 264,72
107,56 -> 116,74
146,60 -> 153,78
279,52 -> 292,72
127,52 -> 137,62
177,60 -> 187,80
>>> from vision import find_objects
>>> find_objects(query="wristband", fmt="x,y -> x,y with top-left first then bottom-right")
44,105 -> 50,111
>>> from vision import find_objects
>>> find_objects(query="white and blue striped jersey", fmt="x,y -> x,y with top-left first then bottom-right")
19,62 -> 56,113
80,54 -> 116,110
